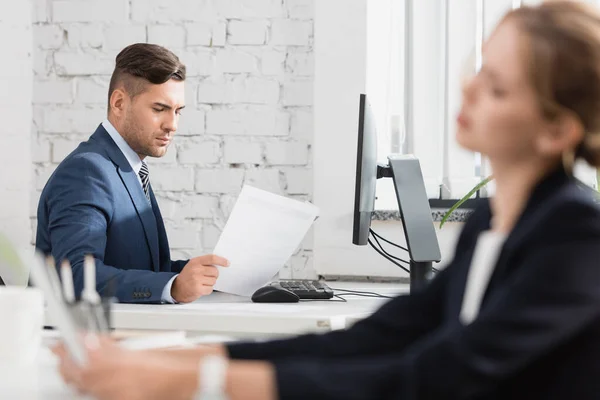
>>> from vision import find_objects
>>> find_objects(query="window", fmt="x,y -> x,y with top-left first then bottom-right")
368,0 -> 599,210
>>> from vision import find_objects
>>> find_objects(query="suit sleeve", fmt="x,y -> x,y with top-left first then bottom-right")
170,259 -> 188,274
227,263 -> 449,361
270,239 -> 600,400
45,155 -> 176,304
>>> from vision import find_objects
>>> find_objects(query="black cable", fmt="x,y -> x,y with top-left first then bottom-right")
368,238 -> 411,274
371,234 -> 411,265
299,295 -> 347,303
329,287 -> 391,296
369,230 -> 440,274
370,228 -> 408,252
329,287 -> 395,299
334,294 -> 348,302
335,293 -> 394,299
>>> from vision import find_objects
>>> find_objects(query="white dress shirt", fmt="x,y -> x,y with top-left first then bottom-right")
459,230 -> 507,325
102,120 -> 178,303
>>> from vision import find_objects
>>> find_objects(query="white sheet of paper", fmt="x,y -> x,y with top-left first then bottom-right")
212,185 -> 319,297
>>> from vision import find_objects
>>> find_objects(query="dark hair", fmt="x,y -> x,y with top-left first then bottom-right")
107,43 -> 186,111
505,1 -> 600,168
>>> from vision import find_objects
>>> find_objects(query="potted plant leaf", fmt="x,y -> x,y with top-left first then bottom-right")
439,170 -> 600,228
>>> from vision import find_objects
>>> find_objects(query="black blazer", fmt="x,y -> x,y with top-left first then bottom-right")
227,168 -> 600,400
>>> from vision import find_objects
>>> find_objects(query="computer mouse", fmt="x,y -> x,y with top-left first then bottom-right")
251,285 -> 300,303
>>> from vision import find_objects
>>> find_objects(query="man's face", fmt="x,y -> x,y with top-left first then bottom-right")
120,79 -> 185,159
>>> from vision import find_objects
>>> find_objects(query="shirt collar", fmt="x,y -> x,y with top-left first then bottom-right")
102,119 -> 143,175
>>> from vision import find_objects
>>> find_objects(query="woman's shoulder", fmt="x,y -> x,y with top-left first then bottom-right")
523,181 -> 600,243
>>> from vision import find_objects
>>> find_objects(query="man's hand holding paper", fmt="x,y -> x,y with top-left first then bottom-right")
212,185 -> 319,297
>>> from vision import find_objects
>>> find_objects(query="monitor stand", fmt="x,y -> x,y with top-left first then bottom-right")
409,261 -> 432,292
377,155 -> 441,292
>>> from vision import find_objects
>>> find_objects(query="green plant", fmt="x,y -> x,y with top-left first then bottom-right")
439,169 -> 600,228
438,175 -> 494,229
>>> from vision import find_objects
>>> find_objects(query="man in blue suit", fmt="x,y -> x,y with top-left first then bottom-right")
36,43 -> 228,304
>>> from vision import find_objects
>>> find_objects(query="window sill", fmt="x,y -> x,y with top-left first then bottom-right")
373,198 -> 478,222
372,208 -> 473,223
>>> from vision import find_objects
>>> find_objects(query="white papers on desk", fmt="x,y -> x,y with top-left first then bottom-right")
213,185 -> 319,297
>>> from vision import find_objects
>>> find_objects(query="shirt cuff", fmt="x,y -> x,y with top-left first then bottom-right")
161,274 -> 179,303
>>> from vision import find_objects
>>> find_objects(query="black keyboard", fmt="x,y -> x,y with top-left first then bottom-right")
274,280 -> 334,300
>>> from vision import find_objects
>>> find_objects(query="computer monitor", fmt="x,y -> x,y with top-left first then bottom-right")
352,94 -> 378,246
351,94 -> 441,291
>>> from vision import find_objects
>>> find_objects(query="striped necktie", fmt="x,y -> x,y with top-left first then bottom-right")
138,161 -> 151,204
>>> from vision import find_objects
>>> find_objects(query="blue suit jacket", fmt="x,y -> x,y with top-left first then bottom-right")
36,125 -> 188,303
228,168 -> 600,399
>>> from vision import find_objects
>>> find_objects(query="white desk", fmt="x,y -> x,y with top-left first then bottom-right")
46,282 -> 408,339
111,282 -> 406,339
20,283 -> 408,399
0,347 -> 77,399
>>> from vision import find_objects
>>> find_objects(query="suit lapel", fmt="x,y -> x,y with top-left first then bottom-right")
90,125 -> 160,272
118,168 -> 160,272
149,186 -> 171,272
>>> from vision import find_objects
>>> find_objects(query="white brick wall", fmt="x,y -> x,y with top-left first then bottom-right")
286,0 -> 315,19
104,25 -> 146,50
30,0 -> 315,278
261,49 -> 286,75
75,77 -> 109,104
285,168 -> 312,195
66,24 -> 103,48
215,48 -> 259,73
271,20 -> 312,46
1,0 -> 33,249
148,25 -> 186,48
265,140 -> 309,165
51,136 -> 86,162
195,169 -> 245,194
33,25 -> 64,49
178,139 -> 221,165
54,51 -> 114,75
165,221 -> 200,249
215,0 -> 285,18
282,79 -> 313,106
179,49 -> 215,76
150,166 -> 195,192
33,80 -> 74,104
244,168 -> 283,194
224,139 -> 263,164
206,106 -> 289,136
52,0 -> 128,23
228,21 -> 268,45
198,76 -> 280,105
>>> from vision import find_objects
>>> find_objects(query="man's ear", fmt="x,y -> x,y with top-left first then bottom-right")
536,111 -> 584,157
109,88 -> 127,118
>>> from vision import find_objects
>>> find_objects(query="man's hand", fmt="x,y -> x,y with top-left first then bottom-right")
171,254 -> 229,303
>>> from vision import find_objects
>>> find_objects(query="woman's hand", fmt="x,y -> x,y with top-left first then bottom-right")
52,336 -> 198,400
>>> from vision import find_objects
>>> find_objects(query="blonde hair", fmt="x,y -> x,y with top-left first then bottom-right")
505,1 -> 600,168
